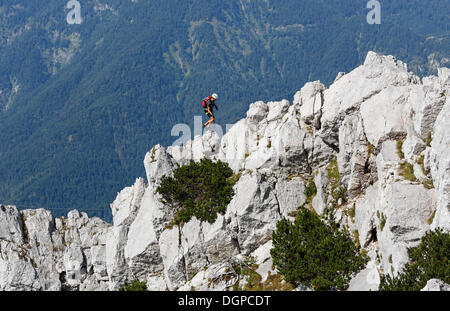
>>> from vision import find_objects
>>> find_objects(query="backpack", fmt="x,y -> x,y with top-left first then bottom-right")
202,96 -> 212,108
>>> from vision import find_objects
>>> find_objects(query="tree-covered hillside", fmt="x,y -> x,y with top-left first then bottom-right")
0,0 -> 448,221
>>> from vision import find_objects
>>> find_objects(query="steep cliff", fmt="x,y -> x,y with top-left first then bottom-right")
0,52 -> 448,291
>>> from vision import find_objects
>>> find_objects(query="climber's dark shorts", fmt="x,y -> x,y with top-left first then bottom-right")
204,108 -> 214,118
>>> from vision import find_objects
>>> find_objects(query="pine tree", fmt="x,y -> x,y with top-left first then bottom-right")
271,207 -> 368,290
379,228 -> 450,291
156,159 -> 236,226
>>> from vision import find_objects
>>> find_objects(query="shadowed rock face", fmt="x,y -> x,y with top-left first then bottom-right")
1,52 -> 449,291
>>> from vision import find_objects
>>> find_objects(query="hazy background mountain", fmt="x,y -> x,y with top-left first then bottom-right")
0,0 -> 448,221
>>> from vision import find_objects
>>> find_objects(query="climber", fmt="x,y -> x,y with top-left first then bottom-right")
202,93 -> 219,128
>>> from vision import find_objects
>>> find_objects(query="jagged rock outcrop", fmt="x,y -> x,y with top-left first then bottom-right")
1,52 -> 448,291
0,206 -> 109,291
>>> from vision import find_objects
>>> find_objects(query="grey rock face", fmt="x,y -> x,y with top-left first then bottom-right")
0,206 -> 109,291
354,184 -> 379,248
420,279 -> 450,291
275,177 -> 306,220
348,258 -> 380,291
226,172 -> 281,255
377,183 -> 436,276
429,97 -> 450,232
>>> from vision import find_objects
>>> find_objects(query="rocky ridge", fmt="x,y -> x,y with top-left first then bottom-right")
0,52 -> 449,291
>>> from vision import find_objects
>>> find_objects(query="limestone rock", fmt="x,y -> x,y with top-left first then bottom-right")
110,178 -> 146,227
218,119 -> 250,172
144,145 -> 178,186
293,81 -> 325,126
123,186 -> 165,283
0,206 -> 41,290
338,113 -> 377,198
0,205 -> 24,245
410,73 -> 447,140
267,100 -> 289,122
0,205 -> 110,291
421,279 -> 450,291
21,209 -> 60,290
360,86 -> 409,147
354,184 -> 379,248
246,101 -> 269,128
225,172 -> 281,254
312,167 -> 328,216
348,259 -> 380,291
320,52 -> 417,149
375,140 -> 402,188
250,240 -> 275,283
201,215 -> 240,264
177,261 -> 238,291
275,177 -> 306,220
158,226 -> 187,290
429,97 -> 450,232
377,183 -> 436,276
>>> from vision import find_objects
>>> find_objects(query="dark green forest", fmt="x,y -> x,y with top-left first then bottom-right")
0,1 -> 448,221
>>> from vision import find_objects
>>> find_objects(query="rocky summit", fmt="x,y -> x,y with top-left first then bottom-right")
0,52 -> 449,291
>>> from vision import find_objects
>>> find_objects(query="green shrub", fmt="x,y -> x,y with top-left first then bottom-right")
232,257 -> 294,291
399,162 -> 417,182
326,158 -> 340,186
156,159 -> 236,226
232,256 -> 262,291
304,179 -> 317,203
325,158 -> 347,206
423,179 -> 434,190
416,154 -> 427,175
271,207 -> 368,291
367,142 -> 375,159
379,212 -> 387,231
396,139 -> 405,159
333,186 -> 348,204
427,210 -> 436,225
379,229 -> 450,291
119,280 -> 148,291
348,203 -> 356,220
